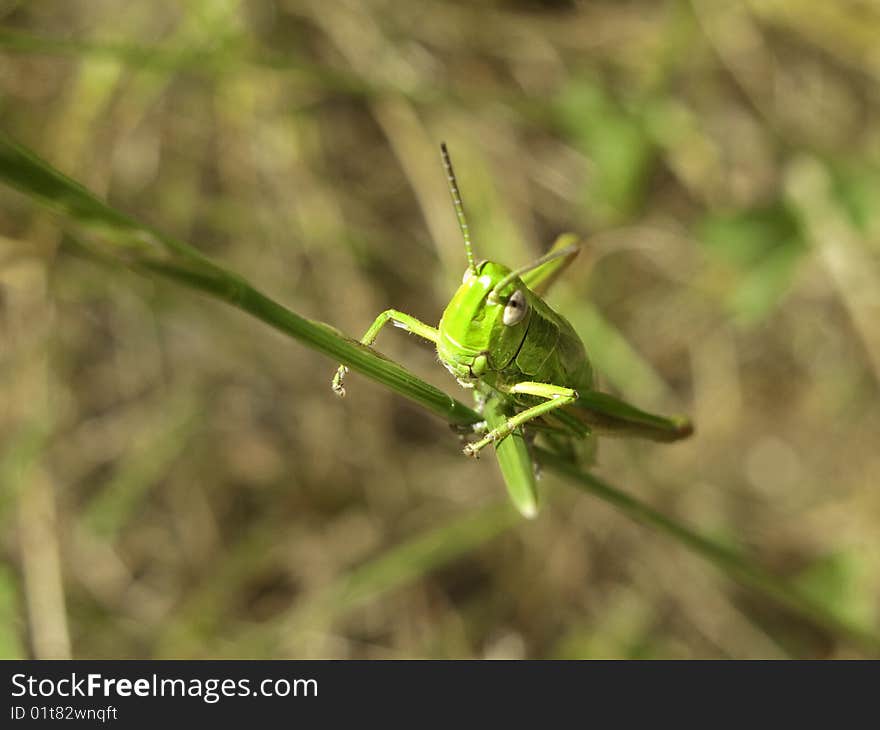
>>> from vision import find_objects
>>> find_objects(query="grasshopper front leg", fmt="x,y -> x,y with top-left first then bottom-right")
463,381 -> 578,457
332,309 -> 439,396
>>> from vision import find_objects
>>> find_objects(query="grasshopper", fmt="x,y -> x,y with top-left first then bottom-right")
333,144 -> 692,517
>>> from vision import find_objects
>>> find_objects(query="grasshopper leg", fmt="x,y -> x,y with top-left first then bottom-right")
463,382 -> 578,457
332,310 -> 439,396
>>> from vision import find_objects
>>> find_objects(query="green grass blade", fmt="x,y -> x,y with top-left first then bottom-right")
309,502 -> 519,616
538,448 -> 880,655
0,133 -> 480,427
160,501 -> 520,657
483,394 -> 539,518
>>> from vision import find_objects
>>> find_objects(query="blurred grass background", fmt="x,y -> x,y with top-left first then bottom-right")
1,0 -> 879,659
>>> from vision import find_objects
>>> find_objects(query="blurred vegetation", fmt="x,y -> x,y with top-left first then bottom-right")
1,0 -> 879,659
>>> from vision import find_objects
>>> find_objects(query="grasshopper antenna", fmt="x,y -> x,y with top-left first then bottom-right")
440,142 -> 477,275
491,241 -> 581,302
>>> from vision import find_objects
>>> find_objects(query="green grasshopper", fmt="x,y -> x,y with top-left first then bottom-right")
333,144 -> 692,517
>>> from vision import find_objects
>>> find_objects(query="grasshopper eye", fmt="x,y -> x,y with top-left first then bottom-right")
462,268 -> 475,283
502,289 -> 528,326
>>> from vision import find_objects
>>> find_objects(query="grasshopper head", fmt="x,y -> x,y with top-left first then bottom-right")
437,144 -> 533,384
437,261 -> 531,384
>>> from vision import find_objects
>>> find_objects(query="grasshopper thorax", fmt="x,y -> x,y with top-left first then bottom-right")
437,261 -> 531,385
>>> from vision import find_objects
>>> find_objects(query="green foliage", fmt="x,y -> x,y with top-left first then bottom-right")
556,78 -> 657,224
828,161 -> 880,234
795,552 -> 876,630
698,203 -> 808,323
